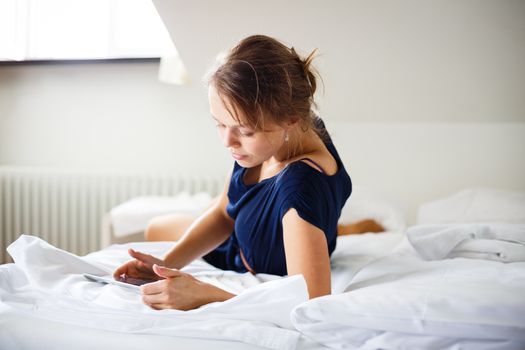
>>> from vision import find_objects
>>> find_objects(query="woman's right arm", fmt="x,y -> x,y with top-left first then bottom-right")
162,170 -> 234,269
113,169 -> 234,279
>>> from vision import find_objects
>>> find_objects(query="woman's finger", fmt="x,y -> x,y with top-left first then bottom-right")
148,303 -> 171,310
128,248 -> 151,262
114,260 -> 154,280
141,288 -> 166,306
129,249 -> 163,268
152,264 -> 182,278
141,279 -> 166,295
113,261 -> 133,279
136,260 -> 152,271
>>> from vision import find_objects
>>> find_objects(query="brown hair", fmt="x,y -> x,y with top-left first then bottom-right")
206,35 -> 324,138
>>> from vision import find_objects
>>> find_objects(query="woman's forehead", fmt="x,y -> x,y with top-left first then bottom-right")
208,85 -> 282,131
209,92 -> 248,127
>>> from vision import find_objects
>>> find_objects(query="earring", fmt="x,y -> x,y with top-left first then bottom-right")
284,131 -> 289,142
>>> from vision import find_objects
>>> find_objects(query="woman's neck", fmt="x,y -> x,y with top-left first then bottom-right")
272,128 -> 324,164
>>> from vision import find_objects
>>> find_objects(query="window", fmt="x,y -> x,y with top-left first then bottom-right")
0,0 -> 177,61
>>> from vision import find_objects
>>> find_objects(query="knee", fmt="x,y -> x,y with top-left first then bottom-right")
144,213 -> 196,242
144,216 -> 166,242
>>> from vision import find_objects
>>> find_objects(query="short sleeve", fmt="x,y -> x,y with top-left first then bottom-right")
277,165 -> 333,233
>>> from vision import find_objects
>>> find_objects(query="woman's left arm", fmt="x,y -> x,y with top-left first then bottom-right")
141,265 -> 235,311
282,208 -> 331,298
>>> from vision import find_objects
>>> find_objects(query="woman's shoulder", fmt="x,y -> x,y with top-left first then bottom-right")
280,140 -> 339,179
274,149 -> 351,197
275,160 -> 330,192
297,148 -> 338,176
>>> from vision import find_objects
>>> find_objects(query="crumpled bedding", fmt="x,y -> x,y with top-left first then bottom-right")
1,235 -> 307,350
291,235 -> 525,350
0,232 -> 407,350
406,223 -> 525,262
16,231 -> 514,350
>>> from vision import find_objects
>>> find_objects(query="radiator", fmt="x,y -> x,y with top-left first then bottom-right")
0,166 -> 224,264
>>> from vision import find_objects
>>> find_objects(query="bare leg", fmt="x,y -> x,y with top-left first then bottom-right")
144,213 -> 196,242
337,219 -> 385,235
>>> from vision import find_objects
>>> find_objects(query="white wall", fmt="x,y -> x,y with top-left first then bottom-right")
327,121 -> 525,222
1,0 -> 524,224
0,62 -> 230,174
154,0 -> 525,123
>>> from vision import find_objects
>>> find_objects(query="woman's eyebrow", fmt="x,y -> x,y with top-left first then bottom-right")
211,115 -> 227,125
211,115 -> 250,128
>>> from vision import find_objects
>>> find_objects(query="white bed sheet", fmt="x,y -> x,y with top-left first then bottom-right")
292,235 -> 525,350
0,307 -> 332,350
5,230 -> 523,350
5,230 -> 521,350
2,236 -> 309,350
0,310 -> 269,350
0,232 -> 404,350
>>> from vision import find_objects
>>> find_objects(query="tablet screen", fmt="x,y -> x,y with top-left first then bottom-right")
83,273 -> 141,289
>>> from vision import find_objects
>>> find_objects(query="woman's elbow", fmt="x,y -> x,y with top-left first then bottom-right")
307,285 -> 331,299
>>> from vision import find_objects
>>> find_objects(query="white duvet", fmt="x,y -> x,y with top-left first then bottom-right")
0,232 -> 402,350
1,235 -> 307,350
292,234 -> 525,350
2,231 -> 524,350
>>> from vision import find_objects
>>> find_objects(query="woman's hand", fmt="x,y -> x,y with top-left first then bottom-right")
113,248 -> 164,281
141,265 -> 235,311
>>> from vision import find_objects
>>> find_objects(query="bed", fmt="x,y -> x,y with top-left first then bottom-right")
1,188 -> 524,350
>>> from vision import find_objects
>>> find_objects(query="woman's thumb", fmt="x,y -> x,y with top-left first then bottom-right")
152,264 -> 181,278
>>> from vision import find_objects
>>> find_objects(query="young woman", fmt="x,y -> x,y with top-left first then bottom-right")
113,34 -> 352,311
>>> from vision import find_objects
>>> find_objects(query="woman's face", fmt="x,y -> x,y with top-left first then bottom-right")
208,85 -> 286,168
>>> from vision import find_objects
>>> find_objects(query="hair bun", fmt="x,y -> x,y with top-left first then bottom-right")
207,35 -> 322,136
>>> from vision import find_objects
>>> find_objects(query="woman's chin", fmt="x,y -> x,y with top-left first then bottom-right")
235,159 -> 250,167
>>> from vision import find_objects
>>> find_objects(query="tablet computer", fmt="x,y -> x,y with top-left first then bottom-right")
83,273 -> 153,289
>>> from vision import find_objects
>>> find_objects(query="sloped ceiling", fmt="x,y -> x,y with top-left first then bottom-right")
153,0 -> 525,122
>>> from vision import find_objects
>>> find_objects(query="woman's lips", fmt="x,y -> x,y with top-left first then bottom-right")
232,153 -> 247,160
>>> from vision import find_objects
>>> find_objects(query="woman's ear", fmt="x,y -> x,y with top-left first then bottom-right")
285,117 -> 300,128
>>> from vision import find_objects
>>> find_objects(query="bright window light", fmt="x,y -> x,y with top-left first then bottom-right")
0,0 -> 176,61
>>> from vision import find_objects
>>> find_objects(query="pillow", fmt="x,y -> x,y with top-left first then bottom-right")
339,186 -> 406,232
109,192 -> 213,237
417,188 -> 525,225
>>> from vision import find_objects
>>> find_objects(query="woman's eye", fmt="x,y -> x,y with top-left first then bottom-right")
216,123 -> 225,129
239,129 -> 255,137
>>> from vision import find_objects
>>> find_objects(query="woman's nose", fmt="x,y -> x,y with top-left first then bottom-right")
222,128 -> 239,148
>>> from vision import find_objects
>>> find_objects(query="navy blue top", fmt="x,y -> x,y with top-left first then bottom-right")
203,118 -> 352,276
